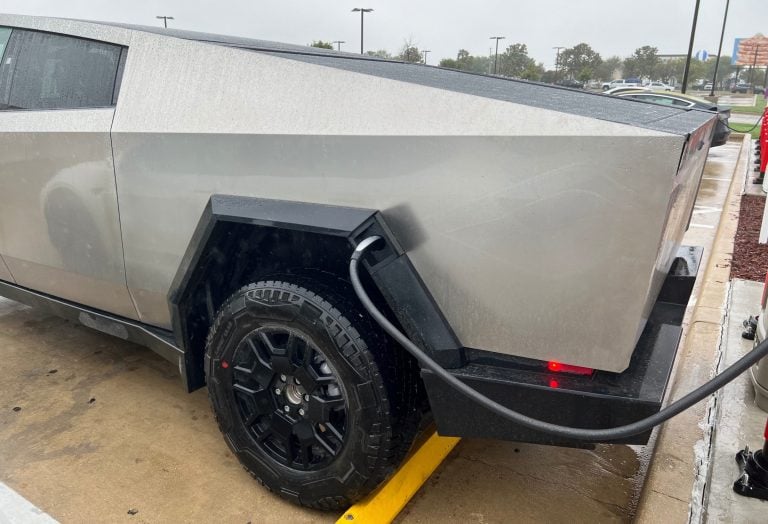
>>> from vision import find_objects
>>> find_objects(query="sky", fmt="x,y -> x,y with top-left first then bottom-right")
1,0 -> 766,67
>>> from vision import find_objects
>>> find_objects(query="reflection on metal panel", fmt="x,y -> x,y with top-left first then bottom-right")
0,109 -> 136,319
104,29 -> 704,373
112,132 -> 685,373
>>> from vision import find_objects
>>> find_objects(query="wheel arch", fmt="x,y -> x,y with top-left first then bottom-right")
169,195 -> 463,392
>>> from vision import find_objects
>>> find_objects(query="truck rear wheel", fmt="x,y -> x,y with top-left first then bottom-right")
205,279 -> 419,510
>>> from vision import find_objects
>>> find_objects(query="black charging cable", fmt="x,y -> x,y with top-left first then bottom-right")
350,236 -> 768,441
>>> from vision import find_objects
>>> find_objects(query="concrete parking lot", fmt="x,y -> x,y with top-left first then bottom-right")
0,140 -> 744,523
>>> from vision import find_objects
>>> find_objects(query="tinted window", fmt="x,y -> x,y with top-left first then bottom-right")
0,27 -> 11,60
0,29 -> 123,110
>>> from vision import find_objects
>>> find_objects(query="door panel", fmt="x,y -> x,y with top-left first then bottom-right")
0,108 -> 137,318
0,26 -> 135,318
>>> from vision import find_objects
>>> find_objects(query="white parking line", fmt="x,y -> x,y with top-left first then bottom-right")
0,482 -> 57,523
689,223 -> 715,229
702,177 -> 733,181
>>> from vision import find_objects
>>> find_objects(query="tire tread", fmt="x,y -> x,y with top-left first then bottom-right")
205,279 -> 419,510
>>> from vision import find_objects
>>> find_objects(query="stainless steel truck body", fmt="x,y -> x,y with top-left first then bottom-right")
0,14 -> 715,508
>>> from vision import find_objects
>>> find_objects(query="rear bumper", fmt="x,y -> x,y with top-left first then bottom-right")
424,246 -> 702,446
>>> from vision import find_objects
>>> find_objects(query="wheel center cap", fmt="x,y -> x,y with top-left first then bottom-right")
285,382 -> 304,405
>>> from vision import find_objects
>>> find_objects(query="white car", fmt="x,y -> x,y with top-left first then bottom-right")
647,81 -> 673,91
601,78 -> 642,90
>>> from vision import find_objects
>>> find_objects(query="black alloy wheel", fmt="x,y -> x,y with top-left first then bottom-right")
205,279 -> 421,510
228,325 -> 346,470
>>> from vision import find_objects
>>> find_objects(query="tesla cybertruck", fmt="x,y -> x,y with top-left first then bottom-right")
0,15 -> 717,508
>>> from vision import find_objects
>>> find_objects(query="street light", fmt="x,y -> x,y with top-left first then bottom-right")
422,50 -> 431,65
155,15 -> 174,29
710,0 -> 730,97
681,0 -> 701,94
490,36 -> 505,75
553,46 -> 565,82
332,40 -> 345,52
351,8 -> 373,55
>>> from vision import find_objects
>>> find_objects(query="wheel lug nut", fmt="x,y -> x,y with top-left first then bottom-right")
284,405 -> 290,413
298,408 -> 305,416
275,388 -> 281,395
280,374 -> 287,382
303,394 -> 310,402
295,378 -> 301,385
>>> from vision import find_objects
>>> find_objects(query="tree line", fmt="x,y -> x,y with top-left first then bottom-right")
311,40 -> 737,86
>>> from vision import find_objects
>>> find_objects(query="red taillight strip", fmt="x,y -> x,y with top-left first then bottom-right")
547,361 -> 594,376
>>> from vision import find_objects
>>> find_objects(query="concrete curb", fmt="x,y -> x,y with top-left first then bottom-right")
0,482 -> 58,523
702,279 -> 768,522
635,134 -> 751,523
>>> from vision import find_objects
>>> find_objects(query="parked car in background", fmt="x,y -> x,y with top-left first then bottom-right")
614,90 -> 731,146
732,83 -> 753,93
646,81 -> 673,91
601,78 -> 642,90
555,78 -> 584,89
704,83 -> 714,91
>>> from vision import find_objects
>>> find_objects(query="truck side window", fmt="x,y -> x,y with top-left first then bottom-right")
0,27 -> 11,59
0,28 -> 123,111
0,27 -> 13,108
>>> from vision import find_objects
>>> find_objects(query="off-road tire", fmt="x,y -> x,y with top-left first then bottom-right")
205,279 -> 420,510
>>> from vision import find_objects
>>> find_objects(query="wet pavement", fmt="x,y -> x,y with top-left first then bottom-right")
0,303 -> 336,523
0,140 -> 744,523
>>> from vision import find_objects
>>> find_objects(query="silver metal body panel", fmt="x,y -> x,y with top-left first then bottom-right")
0,15 -> 715,372
0,108 -> 137,318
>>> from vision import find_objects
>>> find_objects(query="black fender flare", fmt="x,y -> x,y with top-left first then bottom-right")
168,195 -> 463,391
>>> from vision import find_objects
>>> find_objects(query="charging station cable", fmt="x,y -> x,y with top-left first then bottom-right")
350,235 -> 768,441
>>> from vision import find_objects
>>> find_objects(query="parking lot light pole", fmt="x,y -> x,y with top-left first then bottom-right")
333,40 -> 345,51
681,0 -> 701,94
553,46 -> 565,82
710,0 -> 729,97
490,36 -> 505,75
351,8 -> 373,55
422,50 -> 431,65
749,45 -> 761,90
155,15 -> 174,29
